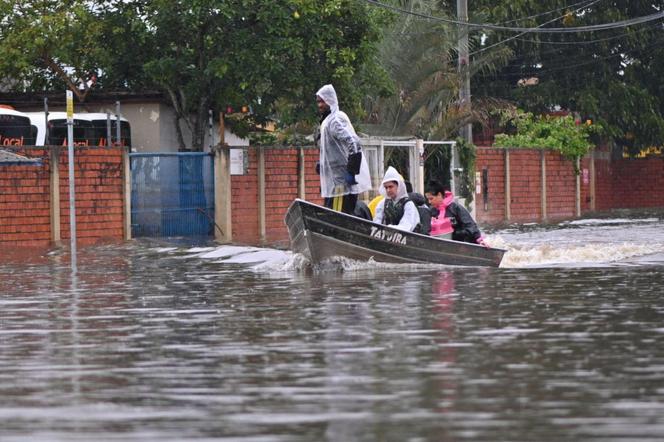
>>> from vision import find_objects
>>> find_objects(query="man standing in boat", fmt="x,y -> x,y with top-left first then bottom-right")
315,84 -> 371,214
373,166 -> 421,232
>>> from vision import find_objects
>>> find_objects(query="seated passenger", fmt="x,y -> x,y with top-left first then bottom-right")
353,199 -> 373,220
373,167 -> 420,232
404,181 -> 433,235
425,180 -> 488,247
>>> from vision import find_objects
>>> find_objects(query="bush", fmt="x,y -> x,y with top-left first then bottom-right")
493,110 -> 600,168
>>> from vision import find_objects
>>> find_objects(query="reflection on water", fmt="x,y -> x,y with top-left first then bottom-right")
1,216 -> 664,441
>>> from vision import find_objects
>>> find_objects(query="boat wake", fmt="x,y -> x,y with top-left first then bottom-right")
492,237 -> 664,268
486,216 -> 664,268
155,215 -> 664,271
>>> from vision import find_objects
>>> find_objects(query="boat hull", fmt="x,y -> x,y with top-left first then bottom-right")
285,199 -> 505,267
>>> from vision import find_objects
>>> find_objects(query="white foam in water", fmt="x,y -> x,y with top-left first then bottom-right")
196,245 -> 264,259
185,247 -> 216,253
224,249 -> 292,265
495,238 -> 664,268
159,215 -> 664,270
562,218 -> 659,226
153,247 -> 178,253
185,245 -> 303,270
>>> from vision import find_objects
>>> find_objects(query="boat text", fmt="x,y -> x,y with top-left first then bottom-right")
370,226 -> 407,245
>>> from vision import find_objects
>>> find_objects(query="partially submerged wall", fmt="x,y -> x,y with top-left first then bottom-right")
4,143 -> 663,248
0,146 -> 126,247
474,146 -> 664,225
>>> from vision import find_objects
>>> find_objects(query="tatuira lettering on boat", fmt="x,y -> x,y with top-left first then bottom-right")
369,226 -> 407,245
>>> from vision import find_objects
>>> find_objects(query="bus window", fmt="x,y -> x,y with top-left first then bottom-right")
0,110 -> 38,146
89,119 -> 131,147
48,119 -> 95,147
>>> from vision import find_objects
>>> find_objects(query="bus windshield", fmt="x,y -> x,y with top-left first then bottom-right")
48,117 -> 131,147
0,111 -> 38,146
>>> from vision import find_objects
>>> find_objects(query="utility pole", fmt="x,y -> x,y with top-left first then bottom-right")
457,0 -> 474,213
457,0 -> 472,145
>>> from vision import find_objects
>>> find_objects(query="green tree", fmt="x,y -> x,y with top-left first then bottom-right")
465,0 -> 664,155
362,0 -> 509,193
493,108 -> 598,161
0,0 -> 105,102
0,0 -> 393,150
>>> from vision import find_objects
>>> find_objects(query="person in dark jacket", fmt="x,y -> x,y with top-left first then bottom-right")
425,180 -> 488,246
404,180 -> 433,235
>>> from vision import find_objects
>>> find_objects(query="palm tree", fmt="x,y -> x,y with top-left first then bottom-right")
363,0 -> 512,184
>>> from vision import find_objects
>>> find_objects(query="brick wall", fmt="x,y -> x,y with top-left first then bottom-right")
58,147 -> 125,242
0,149 -> 51,246
6,143 -> 663,248
611,156 -> 664,209
230,146 -> 322,244
232,145 -> 664,245
544,150 -> 577,220
594,149 -> 614,211
475,146 -> 664,225
230,148 -> 259,244
474,148 -> 506,223
0,146 -> 125,247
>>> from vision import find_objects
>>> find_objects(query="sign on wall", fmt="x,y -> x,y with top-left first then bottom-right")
230,148 -> 247,175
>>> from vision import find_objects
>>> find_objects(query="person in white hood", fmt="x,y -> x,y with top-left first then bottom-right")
372,166 -> 421,232
316,84 -> 371,214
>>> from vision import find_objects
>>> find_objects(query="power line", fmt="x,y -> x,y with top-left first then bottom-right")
470,0 -> 603,55
506,22 -> 662,46
475,37 -> 664,78
364,0 -> 664,34
497,0 -> 600,25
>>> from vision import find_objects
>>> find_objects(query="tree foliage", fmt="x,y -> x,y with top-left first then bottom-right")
493,109 -> 599,163
467,0 -> 664,155
0,0 -> 105,102
364,0 -> 512,140
0,0 -> 393,150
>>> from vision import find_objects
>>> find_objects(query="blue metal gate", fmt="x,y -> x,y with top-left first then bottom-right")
130,152 -> 214,237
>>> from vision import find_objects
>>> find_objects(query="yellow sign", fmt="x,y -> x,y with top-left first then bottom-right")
66,90 -> 74,119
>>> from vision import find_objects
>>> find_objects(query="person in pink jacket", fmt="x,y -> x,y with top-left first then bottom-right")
427,188 -> 455,239
425,181 -> 488,247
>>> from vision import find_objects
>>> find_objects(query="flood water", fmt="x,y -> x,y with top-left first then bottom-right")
2,213 -> 664,441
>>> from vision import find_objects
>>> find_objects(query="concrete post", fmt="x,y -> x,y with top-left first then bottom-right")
298,147 -> 306,199
504,149 -> 511,221
575,157 -> 581,217
258,146 -> 266,242
122,147 -> 132,240
213,145 -> 232,243
49,146 -> 61,244
589,150 -> 596,212
540,150 -> 547,221
416,139 -> 425,194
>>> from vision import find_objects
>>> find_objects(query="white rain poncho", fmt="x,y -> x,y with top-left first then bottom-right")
316,84 -> 371,198
373,166 -> 420,232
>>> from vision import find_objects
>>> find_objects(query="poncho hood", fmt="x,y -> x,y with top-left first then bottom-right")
379,166 -> 408,200
316,84 -> 339,113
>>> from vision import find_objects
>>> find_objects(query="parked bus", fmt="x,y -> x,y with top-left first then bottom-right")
0,106 -> 38,146
25,111 -> 131,147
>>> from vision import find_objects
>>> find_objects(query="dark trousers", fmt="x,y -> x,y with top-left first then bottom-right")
324,193 -> 358,215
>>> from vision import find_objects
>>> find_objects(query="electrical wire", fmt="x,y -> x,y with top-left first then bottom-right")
474,37 -> 664,78
364,0 -> 664,34
470,0 -> 603,55
496,0 -> 601,25
504,21 -> 662,46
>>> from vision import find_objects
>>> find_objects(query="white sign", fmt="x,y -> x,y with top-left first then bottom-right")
230,148 -> 245,175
